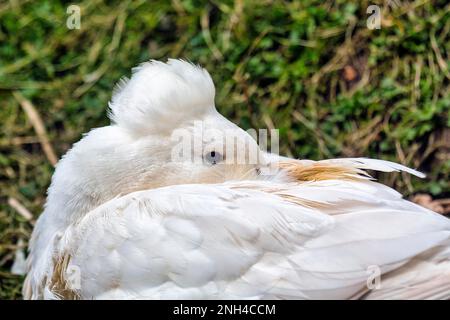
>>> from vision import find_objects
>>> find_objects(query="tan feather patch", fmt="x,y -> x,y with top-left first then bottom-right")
274,192 -> 330,209
277,161 -> 370,182
49,253 -> 80,300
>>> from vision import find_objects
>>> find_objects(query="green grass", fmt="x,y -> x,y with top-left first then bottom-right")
0,0 -> 449,299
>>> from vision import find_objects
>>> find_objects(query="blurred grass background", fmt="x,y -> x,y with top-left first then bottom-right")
0,0 -> 449,299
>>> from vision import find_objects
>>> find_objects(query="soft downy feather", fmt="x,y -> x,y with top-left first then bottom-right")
108,59 -> 216,135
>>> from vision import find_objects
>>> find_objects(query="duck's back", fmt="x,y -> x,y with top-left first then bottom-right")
25,178 -> 450,299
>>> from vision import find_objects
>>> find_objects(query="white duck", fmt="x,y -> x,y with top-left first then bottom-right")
24,59 -> 450,300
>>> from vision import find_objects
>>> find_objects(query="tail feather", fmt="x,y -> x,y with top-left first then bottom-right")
332,158 -> 426,178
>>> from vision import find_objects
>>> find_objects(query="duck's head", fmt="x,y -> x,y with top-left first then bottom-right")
45,59 -> 273,221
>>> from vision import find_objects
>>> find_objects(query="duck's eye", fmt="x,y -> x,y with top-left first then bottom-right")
204,150 -> 223,165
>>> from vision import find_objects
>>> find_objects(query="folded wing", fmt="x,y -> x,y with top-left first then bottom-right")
51,180 -> 450,299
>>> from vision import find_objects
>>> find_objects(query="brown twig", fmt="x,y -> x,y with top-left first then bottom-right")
411,194 -> 450,215
8,197 -> 35,224
201,7 -> 223,60
13,91 -> 58,166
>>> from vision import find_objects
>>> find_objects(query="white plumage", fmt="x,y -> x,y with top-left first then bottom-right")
24,59 -> 450,300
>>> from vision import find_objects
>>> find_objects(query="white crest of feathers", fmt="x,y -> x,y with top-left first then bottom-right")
108,59 -> 216,135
